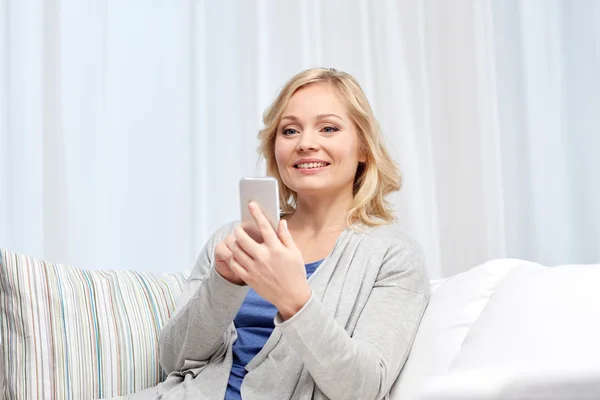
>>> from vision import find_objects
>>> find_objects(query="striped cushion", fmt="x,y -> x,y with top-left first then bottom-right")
0,249 -> 189,399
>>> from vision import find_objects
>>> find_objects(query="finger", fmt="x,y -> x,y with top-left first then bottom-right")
229,258 -> 250,283
224,235 -> 237,253
215,241 -> 233,262
240,221 -> 264,244
221,235 -> 240,263
277,219 -> 297,250
234,225 -> 262,259
248,202 -> 279,246
229,239 -> 254,269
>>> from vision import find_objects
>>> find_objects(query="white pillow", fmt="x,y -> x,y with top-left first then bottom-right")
448,263 -> 600,372
391,259 -> 525,399
396,260 -> 600,400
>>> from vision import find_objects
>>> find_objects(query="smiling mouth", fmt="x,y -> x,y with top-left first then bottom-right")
294,162 -> 330,169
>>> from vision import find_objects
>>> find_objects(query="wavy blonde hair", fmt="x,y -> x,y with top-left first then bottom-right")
258,68 -> 401,228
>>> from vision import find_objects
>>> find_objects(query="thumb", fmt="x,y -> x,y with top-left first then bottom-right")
278,219 -> 296,249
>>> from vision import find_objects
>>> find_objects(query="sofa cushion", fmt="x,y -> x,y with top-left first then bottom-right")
417,367 -> 600,400
392,259 -> 600,400
448,262 -> 600,373
417,261 -> 600,399
0,249 -> 189,399
392,259 -> 523,399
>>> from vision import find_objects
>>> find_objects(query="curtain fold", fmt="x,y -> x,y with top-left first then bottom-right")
1,0 -> 598,277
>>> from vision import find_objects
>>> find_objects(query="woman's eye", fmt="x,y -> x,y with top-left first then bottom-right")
282,128 -> 298,136
322,126 -> 339,133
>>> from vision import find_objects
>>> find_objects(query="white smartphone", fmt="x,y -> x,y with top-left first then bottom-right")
239,177 -> 280,230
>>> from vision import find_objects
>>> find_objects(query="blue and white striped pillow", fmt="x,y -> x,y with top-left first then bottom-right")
0,249 -> 189,399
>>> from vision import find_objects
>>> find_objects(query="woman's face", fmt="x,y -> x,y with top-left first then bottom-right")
274,83 -> 364,199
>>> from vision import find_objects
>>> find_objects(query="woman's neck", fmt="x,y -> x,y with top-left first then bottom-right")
285,191 -> 353,234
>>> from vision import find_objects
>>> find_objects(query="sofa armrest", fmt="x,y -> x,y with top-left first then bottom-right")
418,368 -> 600,400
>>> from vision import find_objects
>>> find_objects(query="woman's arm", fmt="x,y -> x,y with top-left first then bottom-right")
275,239 -> 430,400
158,222 -> 249,374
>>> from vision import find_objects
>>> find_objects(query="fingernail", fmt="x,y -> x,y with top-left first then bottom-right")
248,201 -> 256,209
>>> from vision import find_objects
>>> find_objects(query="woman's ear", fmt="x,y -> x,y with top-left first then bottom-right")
356,133 -> 368,163
358,149 -> 368,164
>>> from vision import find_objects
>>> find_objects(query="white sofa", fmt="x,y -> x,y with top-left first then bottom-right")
1,249 -> 599,399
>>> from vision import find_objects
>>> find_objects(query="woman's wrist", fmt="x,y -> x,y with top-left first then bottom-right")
277,286 -> 312,321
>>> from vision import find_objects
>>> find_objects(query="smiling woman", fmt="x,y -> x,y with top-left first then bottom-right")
118,68 -> 430,400
274,83 -> 366,210
259,68 -> 402,228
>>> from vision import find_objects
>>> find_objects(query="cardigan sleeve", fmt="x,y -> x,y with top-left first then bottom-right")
158,222 -> 249,374
274,237 -> 430,400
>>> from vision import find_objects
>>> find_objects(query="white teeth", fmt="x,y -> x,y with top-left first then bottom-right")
296,162 -> 327,169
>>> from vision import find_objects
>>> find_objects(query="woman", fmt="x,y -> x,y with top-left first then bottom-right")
131,68 -> 430,400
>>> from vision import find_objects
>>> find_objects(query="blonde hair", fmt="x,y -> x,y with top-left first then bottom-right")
258,68 -> 401,228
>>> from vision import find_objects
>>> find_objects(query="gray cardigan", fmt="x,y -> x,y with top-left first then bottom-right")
128,220 -> 430,400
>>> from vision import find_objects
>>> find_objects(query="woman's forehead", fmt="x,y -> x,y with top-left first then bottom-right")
283,84 -> 348,120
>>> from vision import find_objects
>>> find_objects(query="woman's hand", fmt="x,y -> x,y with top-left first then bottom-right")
214,235 -> 247,286
229,202 -> 312,320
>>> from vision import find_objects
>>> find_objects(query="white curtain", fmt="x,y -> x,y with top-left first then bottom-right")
1,0 -> 598,278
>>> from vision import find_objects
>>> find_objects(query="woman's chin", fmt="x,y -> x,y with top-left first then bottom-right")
291,181 -> 340,197
292,184 -> 326,193
284,174 -> 353,197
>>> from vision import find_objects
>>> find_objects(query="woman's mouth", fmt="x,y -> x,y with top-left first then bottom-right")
294,162 -> 330,169
293,161 -> 330,175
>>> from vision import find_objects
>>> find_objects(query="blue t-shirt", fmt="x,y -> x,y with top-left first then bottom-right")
224,259 -> 324,400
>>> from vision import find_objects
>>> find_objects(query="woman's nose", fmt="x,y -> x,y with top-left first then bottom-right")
296,131 -> 320,152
